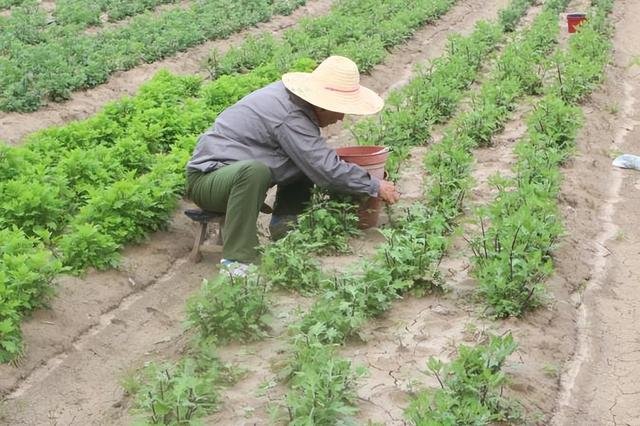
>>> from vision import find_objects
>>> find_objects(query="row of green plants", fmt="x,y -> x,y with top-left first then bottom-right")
469,0 -> 614,318
0,0 -> 177,32
350,0 -> 534,178
0,0 -> 22,10
54,0 -> 177,27
380,2 -> 584,417
124,194 -> 363,424
203,0 -> 458,78
124,1 -> 536,419
0,0 -> 306,112
0,0 -> 464,363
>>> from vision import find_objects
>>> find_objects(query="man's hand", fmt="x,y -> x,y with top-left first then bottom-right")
378,180 -> 400,204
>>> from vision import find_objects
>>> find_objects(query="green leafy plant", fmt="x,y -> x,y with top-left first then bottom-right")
186,268 -> 272,342
295,190 -> 361,254
260,231 -> 327,293
58,224 -> 120,274
129,339 -> 238,425
0,228 -> 61,362
406,334 -> 522,425
283,338 -> 365,425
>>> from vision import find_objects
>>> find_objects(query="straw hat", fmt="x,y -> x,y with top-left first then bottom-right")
282,56 -> 384,115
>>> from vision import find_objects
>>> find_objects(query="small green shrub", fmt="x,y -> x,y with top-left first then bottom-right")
187,269 -> 271,342
406,334 -> 522,425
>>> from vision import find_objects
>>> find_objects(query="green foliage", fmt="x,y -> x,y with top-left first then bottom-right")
205,0 -> 458,78
353,20 -> 506,158
0,0 -> 308,112
295,268 -> 396,345
499,0 -> 534,32
0,172 -> 71,236
260,231 -> 327,293
469,0 -> 613,317
58,224 -> 120,274
0,228 -> 61,362
378,206 -> 448,292
186,269 -> 272,342
0,0 -> 26,9
260,190 -> 360,292
284,339 -> 364,425
470,185 -> 562,317
129,339 -> 234,425
550,22 -> 612,104
296,191 -> 361,255
406,334 -> 521,425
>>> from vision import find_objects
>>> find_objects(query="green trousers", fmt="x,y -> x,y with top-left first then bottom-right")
186,161 -> 271,263
186,161 -> 313,263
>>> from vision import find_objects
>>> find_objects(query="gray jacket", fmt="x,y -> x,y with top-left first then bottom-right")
186,81 -> 379,197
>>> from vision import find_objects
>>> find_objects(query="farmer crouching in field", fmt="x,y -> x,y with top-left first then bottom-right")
185,56 -> 400,274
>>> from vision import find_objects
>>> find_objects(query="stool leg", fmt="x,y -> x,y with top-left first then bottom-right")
190,222 -> 208,263
215,220 -> 224,246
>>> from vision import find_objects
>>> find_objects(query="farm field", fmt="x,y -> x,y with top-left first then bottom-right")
1,0 -> 639,425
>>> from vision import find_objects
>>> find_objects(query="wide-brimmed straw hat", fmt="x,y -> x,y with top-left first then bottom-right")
282,56 -> 384,115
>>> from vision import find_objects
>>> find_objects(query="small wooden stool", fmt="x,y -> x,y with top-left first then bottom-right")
184,209 -> 225,263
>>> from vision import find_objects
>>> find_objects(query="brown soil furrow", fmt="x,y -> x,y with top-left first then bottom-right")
0,201 -> 196,397
0,0 -> 334,145
470,103 -> 530,205
1,255 -> 205,425
551,0 -> 640,423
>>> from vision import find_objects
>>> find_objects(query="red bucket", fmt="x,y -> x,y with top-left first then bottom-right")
567,13 -> 587,33
336,146 -> 389,229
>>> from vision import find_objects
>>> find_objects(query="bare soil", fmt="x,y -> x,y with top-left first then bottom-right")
2,0 -> 639,425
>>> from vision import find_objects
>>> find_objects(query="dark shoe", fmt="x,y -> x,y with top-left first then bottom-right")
268,215 -> 297,241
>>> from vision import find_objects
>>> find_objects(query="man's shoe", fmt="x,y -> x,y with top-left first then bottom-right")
219,259 -> 251,277
268,214 -> 298,241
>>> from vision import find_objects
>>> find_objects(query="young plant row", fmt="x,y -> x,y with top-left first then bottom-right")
350,0 -> 535,178
124,195 -> 362,424
0,0 -> 465,362
381,0 -> 570,321
469,0 -> 614,318
125,2 -> 537,419
54,0 -> 178,27
401,3 -> 577,420
204,0 -> 458,78
0,0 -> 306,112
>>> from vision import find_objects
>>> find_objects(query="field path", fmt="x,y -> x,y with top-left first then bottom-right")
0,0 -> 334,145
551,0 -> 640,424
